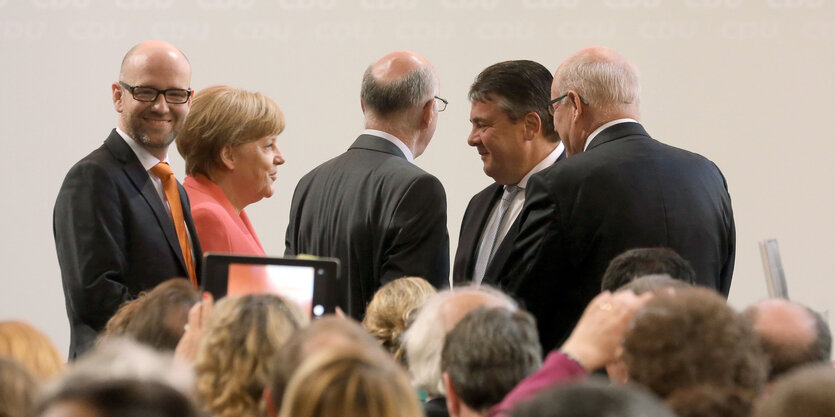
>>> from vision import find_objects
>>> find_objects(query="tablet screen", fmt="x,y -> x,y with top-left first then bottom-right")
202,254 -> 342,319
227,263 -> 315,316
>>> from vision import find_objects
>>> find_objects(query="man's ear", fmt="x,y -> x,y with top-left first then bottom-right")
443,372 -> 461,417
263,386 -> 277,417
112,82 -> 124,113
220,145 -> 235,170
360,98 -> 366,114
421,99 -> 434,128
568,91 -> 584,125
523,112 -> 542,141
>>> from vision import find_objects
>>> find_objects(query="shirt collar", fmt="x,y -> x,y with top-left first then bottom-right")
516,141 -> 565,190
583,118 -> 638,152
362,129 -> 414,163
116,127 -> 168,171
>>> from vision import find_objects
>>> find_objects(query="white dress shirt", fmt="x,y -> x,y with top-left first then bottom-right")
583,118 -> 638,152
472,141 -> 565,283
363,129 -> 414,163
116,128 -> 194,252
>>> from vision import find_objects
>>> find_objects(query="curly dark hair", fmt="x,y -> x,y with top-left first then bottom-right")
622,287 -> 767,417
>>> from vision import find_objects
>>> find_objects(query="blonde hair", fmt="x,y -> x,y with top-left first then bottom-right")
0,357 -> 39,417
177,85 -> 285,177
195,294 -> 307,417
361,276 -> 436,362
0,321 -> 64,380
278,346 -> 423,417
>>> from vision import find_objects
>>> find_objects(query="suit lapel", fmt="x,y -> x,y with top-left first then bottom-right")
104,131 -> 188,275
483,151 -> 565,285
179,181 -> 202,281
460,184 -> 503,279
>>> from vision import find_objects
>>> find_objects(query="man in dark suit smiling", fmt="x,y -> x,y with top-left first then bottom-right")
54,41 -> 201,359
499,47 -> 736,351
453,60 -> 564,286
285,50 -> 449,320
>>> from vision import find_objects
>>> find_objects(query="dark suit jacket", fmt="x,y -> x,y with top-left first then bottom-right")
452,151 -> 565,285
285,134 -> 449,320
54,130 -> 202,359
497,122 -> 735,351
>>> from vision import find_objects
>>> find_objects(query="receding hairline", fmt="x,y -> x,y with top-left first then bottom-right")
119,41 -> 191,79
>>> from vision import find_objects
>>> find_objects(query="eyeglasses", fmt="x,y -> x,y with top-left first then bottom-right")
434,96 -> 448,112
119,81 -> 192,104
548,92 -> 589,115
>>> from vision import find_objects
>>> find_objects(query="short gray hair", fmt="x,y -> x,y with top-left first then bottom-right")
555,54 -> 640,107
442,307 -> 542,412
361,65 -> 436,117
402,285 -> 517,396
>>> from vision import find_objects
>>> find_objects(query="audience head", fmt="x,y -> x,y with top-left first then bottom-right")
403,284 -> 518,397
601,247 -> 696,293
753,364 -> 835,417
176,85 -> 286,208
361,50 -> 441,158
113,41 -> 191,159
467,60 -> 558,185
743,298 -> 831,381
362,276 -> 437,362
622,287 -> 767,417
442,307 -> 541,416
267,316 -> 380,416
618,274 -> 693,295
510,378 -> 676,417
195,294 -> 307,417
550,46 -> 640,156
0,320 -> 64,380
36,378 -> 200,417
277,346 -> 422,417
48,338 -> 193,396
0,357 -> 39,417
101,279 -> 201,352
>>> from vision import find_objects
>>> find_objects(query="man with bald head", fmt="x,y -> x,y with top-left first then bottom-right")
497,46 -> 735,351
744,299 -> 832,382
54,41 -> 201,358
285,50 -> 449,320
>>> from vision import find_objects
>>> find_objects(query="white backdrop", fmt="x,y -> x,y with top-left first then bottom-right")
1,0 -> 833,357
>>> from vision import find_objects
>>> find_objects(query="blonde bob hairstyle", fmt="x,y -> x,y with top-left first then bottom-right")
361,276 -> 436,362
278,346 -> 423,417
177,85 -> 285,178
0,320 -> 64,380
195,294 -> 307,417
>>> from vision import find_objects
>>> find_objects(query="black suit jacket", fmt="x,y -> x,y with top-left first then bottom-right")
285,134 -> 449,320
498,122 -> 735,351
54,130 -> 202,359
452,150 -> 565,285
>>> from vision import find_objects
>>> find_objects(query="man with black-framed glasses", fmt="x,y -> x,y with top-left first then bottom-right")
496,46 -> 736,353
286,50 -> 450,321
54,41 -> 202,359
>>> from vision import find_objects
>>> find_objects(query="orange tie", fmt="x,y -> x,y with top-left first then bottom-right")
150,162 -> 197,287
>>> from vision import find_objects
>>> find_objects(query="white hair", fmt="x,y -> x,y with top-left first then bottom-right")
555,53 -> 640,107
402,285 -> 517,396
43,337 -> 194,398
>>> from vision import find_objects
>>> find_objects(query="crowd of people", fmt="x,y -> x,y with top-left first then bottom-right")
3,252 -> 833,417
34,38 -> 832,416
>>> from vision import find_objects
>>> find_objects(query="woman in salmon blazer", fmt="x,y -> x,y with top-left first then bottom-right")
176,85 -> 285,256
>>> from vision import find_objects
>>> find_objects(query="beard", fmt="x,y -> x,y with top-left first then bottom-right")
134,129 -> 176,149
125,113 -> 182,150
